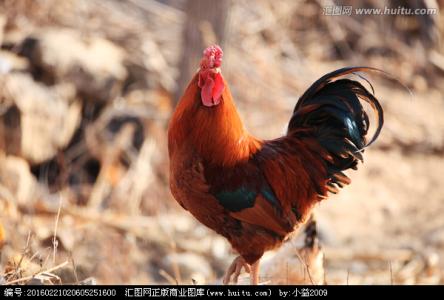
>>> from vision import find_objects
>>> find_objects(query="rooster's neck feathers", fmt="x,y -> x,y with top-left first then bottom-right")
169,74 -> 261,167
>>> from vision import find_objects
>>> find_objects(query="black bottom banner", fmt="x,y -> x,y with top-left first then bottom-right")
1,285 -> 443,298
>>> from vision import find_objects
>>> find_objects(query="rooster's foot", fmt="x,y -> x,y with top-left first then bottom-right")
222,256 -> 251,284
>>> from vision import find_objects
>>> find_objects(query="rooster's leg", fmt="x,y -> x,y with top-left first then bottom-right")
222,256 -> 250,285
250,260 -> 260,285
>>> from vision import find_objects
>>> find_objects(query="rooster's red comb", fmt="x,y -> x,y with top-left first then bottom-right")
201,45 -> 223,69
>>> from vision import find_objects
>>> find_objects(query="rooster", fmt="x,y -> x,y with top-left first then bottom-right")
168,45 -> 383,285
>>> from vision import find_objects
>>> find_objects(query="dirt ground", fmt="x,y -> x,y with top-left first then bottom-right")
0,0 -> 443,285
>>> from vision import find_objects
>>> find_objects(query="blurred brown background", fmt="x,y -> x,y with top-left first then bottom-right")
0,0 -> 443,284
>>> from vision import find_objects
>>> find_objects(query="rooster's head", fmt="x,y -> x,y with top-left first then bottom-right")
198,45 -> 225,107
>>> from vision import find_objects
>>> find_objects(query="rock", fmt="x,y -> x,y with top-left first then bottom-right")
0,50 -> 29,74
20,28 -> 127,102
161,253 -> 212,283
0,155 -> 38,204
1,73 -> 81,164
79,277 -> 97,285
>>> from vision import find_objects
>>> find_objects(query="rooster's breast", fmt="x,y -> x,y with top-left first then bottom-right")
169,148 -> 239,237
